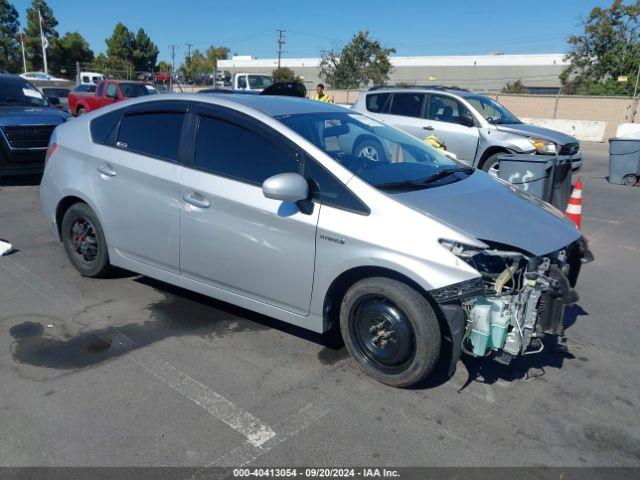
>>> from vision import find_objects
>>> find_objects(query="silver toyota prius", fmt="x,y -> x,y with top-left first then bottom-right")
40,94 -> 593,387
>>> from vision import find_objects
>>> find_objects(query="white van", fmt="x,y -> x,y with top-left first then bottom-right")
80,72 -> 105,86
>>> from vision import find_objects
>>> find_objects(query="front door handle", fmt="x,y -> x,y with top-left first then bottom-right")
183,192 -> 210,209
97,163 -> 116,177
423,125 -> 434,131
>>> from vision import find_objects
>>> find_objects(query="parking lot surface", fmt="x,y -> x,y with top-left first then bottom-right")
1,142 -> 639,467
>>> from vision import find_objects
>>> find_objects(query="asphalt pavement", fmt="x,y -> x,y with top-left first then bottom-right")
0,142 -> 639,467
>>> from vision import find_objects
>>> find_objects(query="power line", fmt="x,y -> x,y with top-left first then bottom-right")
276,29 -> 286,69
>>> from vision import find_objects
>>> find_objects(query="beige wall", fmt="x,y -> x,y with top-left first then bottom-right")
327,90 -> 635,140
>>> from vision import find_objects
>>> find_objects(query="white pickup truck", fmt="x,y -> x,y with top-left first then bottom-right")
226,73 -> 273,91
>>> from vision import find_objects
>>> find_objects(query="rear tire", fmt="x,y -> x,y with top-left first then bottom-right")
61,203 -> 112,278
339,277 -> 441,387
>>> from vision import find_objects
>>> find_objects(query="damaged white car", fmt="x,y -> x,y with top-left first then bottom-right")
40,95 -> 593,387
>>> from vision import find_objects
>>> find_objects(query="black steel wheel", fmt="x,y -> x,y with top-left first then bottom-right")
61,202 -> 112,277
340,277 -> 441,387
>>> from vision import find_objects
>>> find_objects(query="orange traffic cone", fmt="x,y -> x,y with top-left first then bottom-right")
565,177 -> 583,230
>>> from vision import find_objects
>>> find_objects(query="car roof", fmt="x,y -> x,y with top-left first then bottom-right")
0,73 -> 32,83
367,86 -> 475,97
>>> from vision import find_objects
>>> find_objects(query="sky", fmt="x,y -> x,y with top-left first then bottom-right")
11,0 -> 610,64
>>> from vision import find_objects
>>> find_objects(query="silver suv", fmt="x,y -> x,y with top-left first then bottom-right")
40,94 -> 591,387
352,86 -> 582,174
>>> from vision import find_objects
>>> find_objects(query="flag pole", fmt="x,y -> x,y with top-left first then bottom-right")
17,33 -> 27,74
38,8 -> 48,74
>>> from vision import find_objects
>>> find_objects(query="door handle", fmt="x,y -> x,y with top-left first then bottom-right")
423,125 -> 434,131
97,163 -> 116,177
183,192 -> 210,209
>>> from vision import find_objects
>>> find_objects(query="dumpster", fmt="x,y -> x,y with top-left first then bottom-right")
497,154 -> 573,211
608,138 -> 640,186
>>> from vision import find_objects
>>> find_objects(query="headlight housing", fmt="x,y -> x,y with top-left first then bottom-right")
530,138 -> 557,155
439,239 -> 524,276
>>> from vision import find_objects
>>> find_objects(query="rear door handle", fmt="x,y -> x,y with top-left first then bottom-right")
423,125 -> 434,131
183,192 -> 210,209
97,163 -> 116,177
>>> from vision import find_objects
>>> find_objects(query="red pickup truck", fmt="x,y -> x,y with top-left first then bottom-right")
68,80 -> 152,116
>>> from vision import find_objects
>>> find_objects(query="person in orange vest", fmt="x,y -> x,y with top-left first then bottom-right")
312,83 -> 334,103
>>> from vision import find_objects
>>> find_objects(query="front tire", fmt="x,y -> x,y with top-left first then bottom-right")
76,106 -> 86,116
353,138 -> 387,163
61,203 -> 112,277
480,152 -> 502,177
340,277 -> 441,387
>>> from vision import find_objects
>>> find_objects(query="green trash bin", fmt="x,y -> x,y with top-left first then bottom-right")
497,154 -> 573,211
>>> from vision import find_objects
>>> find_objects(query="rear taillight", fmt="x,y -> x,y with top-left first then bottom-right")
45,142 -> 58,165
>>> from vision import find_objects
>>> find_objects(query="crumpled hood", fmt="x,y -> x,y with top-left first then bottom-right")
0,106 -> 68,126
496,123 -> 577,145
393,171 -> 581,256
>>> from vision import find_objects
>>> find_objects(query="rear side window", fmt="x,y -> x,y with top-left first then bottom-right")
366,93 -> 390,113
117,112 -> 185,161
389,93 -> 425,118
195,115 -> 299,185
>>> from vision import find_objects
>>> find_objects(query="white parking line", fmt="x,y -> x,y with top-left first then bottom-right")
128,346 -> 275,447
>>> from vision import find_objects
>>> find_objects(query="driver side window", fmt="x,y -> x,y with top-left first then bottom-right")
426,94 -> 471,125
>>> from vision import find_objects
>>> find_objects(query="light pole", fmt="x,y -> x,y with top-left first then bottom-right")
16,32 -> 27,74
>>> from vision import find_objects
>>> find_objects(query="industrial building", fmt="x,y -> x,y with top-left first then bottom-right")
217,53 -> 568,93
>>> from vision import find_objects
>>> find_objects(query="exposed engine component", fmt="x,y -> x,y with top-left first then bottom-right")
456,240 -> 588,363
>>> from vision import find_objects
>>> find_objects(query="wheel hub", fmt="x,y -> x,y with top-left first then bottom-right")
351,297 -> 415,369
71,219 -> 98,263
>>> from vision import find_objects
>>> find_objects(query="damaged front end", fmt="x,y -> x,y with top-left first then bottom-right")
434,237 -> 594,372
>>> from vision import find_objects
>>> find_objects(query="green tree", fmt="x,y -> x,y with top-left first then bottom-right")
132,28 -> 158,72
50,32 -> 93,78
0,0 -> 20,72
105,23 -> 134,64
501,79 -> 527,94
272,66 -> 300,83
320,31 -> 395,89
157,60 -> 172,73
561,0 -> 640,95
179,46 -> 229,83
24,0 -> 58,71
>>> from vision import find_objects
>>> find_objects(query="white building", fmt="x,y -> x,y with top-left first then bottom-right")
218,53 -> 568,93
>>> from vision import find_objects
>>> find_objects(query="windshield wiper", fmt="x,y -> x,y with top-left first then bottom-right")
375,167 -> 473,191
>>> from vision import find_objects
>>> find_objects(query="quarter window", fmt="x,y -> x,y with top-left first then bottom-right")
195,115 -> 300,185
117,112 -> 185,161
389,93 -> 425,118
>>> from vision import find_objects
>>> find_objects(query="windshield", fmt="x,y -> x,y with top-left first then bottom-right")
0,79 -> 49,107
248,75 -> 273,89
277,112 -> 473,191
465,95 -> 521,125
120,83 -> 150,98
42,88 -> 70,98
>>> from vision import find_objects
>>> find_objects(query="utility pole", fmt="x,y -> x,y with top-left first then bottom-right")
169,44 -> 178,92
185,43 -> 194,62
631,61 -> 640,123
276,29 -> 286,69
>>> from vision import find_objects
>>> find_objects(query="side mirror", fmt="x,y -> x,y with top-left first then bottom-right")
48,96 -> 61,107
262,172 -> 309,202
459,112 -> 475,128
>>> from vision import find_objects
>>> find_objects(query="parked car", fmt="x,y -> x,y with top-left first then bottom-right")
20,71 -> 67,82
41,86 -> 71,112
40,94 -> 592,387
352,86 -> 582,174
226,73 -> 273,91
0,74 -> 69,176
68,80 -> 150,116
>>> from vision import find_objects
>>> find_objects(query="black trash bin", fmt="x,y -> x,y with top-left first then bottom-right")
608,138 -> 640,186
497,154 -> 573,211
